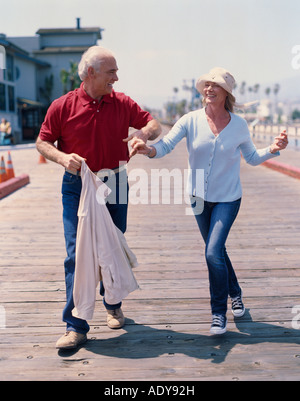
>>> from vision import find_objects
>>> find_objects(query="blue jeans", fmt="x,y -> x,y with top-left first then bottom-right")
192,197 -> 242,316
61,170 -> 129,334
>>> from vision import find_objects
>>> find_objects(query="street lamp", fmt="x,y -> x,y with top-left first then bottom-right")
182,79 -> 201,111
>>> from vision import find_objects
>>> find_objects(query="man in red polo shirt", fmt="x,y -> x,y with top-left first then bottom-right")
36,46 -> 161,350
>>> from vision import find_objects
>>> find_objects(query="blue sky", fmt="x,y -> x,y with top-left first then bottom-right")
1,0 -> 300,108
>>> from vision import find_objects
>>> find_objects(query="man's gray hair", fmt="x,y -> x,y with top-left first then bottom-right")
78,46 -> 116,81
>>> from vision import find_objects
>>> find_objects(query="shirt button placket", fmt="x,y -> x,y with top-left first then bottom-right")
206,142 -> 215,197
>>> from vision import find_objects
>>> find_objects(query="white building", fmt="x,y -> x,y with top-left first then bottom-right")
0,18 -> 103,143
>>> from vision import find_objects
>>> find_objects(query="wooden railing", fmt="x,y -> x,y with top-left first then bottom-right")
251,123 -> 299,137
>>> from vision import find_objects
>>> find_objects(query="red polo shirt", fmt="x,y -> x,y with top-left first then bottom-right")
39,83 -> 153,171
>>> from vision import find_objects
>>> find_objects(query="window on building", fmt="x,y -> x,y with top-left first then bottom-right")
0,83 -> 5,110
4,54 -> 14,82
8,85 -> 15,112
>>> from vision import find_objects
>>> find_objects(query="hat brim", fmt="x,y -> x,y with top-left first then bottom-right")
196,73 -> 232,96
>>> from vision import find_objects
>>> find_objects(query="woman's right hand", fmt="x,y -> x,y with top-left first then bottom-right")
128,137 -> 155,158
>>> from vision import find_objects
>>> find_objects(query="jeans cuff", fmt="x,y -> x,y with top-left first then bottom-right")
103,299 -> 122,310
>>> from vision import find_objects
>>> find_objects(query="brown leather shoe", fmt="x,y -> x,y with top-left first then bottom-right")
106,308 -> 125,329
56,331 -> 87,350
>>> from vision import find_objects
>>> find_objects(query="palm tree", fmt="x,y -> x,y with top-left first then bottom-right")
60,61 -> 81,94
273,84 -> 280,120
264,87 -> 272,121
253,84 -> 260,99
39,74 -> 53,106
239,81 -> 247,101
248,86 -> 253,101
273,83 -> 280,96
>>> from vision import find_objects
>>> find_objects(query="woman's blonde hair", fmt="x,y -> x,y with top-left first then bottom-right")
202,92 -> 236,112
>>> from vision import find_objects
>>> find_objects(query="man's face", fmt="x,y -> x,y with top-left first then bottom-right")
91,56 -> 119,97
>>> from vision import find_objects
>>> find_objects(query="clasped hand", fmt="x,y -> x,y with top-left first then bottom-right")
270,130 -> 288,153
123,131 -> 152,158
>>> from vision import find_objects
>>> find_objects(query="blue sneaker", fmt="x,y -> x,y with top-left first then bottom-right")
210,314 -> 227,335
231,292 -> 245,318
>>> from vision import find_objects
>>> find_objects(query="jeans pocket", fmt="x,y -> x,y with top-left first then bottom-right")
62,172 -> 80,185
229,198 -> 241,219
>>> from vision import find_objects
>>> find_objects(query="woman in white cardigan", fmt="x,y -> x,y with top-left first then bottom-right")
130,67 -> 288,335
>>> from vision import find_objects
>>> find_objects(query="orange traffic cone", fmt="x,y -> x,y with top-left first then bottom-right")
6,151 -> 15,179
0,156 -> 8,183
38,154 -> 47,164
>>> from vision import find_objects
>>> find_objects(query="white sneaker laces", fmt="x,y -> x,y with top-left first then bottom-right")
231,296 -> 243,310
211,314 -> 226,327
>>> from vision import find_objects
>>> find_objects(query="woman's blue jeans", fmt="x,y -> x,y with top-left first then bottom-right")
192,197 -> 242,316
61,170 -> 128,334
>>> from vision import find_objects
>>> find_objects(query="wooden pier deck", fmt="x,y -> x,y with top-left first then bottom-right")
0,126 -> 300,381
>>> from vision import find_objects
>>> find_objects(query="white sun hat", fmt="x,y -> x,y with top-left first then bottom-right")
196,67 -> 258,110
196,67 -> 236,95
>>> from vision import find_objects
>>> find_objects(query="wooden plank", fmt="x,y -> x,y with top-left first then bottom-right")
1,128 -> 300,381
0,323 -> 300,381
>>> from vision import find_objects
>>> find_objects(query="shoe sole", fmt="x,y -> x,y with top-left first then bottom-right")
231,308 -> 245,318
210,324 -> 227,335
56,337 -> 87,350
107,321 -> 125,330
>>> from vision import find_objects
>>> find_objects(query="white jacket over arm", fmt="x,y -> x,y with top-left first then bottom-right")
72,161 -> 139,321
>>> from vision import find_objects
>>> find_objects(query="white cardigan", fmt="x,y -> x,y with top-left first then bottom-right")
72,161 -> 139,321
153,108 -> 279,202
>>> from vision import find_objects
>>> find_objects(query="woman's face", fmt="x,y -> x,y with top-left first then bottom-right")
204,82 -> 228,106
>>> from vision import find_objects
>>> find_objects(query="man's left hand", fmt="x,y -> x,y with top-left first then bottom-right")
123,129 -> 150,157
123,129 -> 149,145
